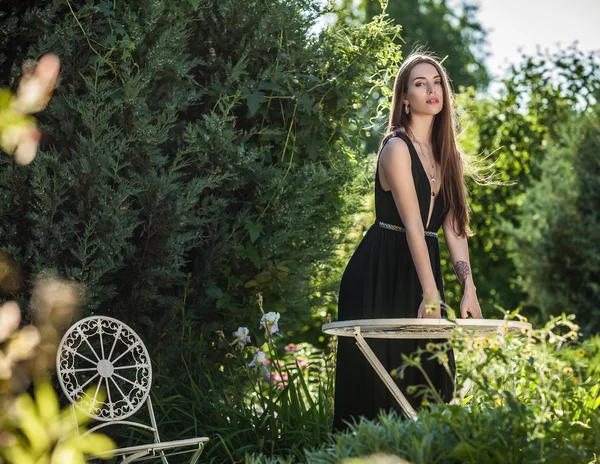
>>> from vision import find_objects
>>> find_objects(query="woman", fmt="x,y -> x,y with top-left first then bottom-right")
333,52 -> 483,430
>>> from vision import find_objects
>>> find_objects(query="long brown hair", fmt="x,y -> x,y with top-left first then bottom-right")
386,51 -> 473,237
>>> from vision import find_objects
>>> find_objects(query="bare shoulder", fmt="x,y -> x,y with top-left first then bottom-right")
378,136 -> 414,191
379,136 -> 412,170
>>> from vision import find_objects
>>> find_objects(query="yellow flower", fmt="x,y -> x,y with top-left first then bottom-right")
420,400 -> 430,408
576,349 -> 585,358
524,347 -> 532,357
494,398 -> 504,406
490,343 -> 499,351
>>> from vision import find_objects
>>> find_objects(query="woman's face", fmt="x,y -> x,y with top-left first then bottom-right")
403,62 -> 444,117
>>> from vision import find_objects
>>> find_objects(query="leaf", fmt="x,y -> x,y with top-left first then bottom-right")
297,92 -> 313,115
187,0 -> 200,9
205,285 -> 223,299
77,432 -> 116,457
244,280 -> 259,288
255,271 -> 271,284
244,243 -> 261,268
258,82 -> 286,94
99,35 -> 117,48
245,220 -> 262,243
448,441 -> 478,459
15,393 -> 50,454
245,90 -> 265,117
50,443 -> 86,464
35,381 -> 59,427
95,1 -> 115,17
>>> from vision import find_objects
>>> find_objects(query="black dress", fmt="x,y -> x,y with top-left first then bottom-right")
333,131 -> 456,431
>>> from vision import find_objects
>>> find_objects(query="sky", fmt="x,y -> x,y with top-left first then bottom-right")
474,0 -> 599,80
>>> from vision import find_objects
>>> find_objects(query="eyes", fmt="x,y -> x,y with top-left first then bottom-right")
416,81 -> 442,87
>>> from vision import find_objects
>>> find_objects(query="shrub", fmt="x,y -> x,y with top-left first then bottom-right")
508,106 -> 600,334
305,313 -> 600,463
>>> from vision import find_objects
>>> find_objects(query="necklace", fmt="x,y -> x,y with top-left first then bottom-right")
412,140 -> 438,197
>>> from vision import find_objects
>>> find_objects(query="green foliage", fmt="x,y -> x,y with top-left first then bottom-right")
341,0 -> 490,91
305,315 -> 600,463
445,46 -> 600,317
507,106 -> 600,334
0,381 -> 115,464
0,0 -> 401,353
151,303 -> 335,463
0,277 -> 113,463
335,0 -> 490,157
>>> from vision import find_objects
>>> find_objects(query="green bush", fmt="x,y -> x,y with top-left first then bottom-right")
304,314 -> 600,463
0,0 -> 400,351
508,106 -> 600,334
442,47 -> 600,315
151,297 -> 335,463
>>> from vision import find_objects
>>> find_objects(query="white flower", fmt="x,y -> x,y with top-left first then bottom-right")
260,312 -> 280,335
232,326 -> 251,347
249,350 -> 267,367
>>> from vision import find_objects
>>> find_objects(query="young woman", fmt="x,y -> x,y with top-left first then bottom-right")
333,52 -> 483,430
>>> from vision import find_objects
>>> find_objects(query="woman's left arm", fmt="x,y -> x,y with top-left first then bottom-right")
442,212 -> 483,319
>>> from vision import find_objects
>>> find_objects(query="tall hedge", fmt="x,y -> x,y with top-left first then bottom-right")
0,1 -> 400,350
508,107 -> 600,334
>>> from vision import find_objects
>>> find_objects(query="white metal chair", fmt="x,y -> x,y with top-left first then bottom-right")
56,315 -> 208,463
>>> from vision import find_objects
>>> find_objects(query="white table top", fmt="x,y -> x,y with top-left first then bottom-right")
322,318 -> 531,339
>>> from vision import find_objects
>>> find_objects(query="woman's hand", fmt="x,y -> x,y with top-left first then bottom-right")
417,290 -> 441,319
460,287 -> 482,319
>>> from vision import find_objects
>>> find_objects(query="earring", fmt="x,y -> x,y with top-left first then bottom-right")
405,103 -> 410,115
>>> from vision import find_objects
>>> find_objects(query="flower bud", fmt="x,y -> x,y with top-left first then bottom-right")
0,301 -> 21,343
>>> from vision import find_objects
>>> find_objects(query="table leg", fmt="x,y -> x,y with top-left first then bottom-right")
353,327 -> 418,420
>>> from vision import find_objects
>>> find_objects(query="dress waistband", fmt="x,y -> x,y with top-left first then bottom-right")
378,220 -> 438,238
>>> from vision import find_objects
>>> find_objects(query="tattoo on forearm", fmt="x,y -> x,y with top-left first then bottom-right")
454,261 -> 471,286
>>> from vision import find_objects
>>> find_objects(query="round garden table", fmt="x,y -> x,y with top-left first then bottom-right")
322,318 -> 532,420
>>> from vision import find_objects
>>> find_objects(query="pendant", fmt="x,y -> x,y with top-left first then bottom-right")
431,177 -> 436,183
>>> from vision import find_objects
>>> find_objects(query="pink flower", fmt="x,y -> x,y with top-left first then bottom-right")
264,370 -> 288,388
284,343 -> 299,352
12,54 -> 60,114
295,358 -> 309,370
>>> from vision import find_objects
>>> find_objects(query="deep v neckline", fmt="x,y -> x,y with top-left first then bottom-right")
403,136 -> 441,230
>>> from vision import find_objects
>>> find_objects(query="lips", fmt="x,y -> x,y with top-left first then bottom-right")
426,98 -> 439,104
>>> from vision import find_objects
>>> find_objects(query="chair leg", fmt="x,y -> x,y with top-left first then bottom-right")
189,445 -> 205,464
159,449 -> 169,464
121,450 -> 151,464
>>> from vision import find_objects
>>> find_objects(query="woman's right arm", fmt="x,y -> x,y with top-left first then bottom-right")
379,138 -> 440,315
